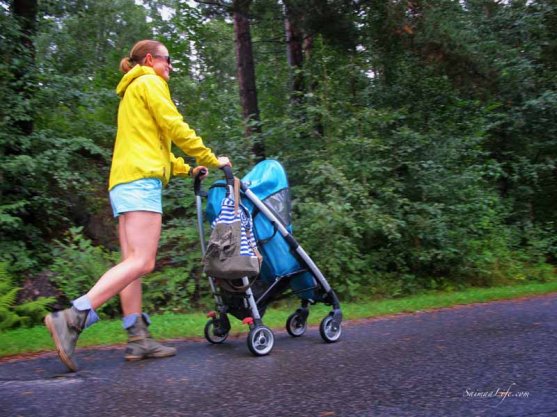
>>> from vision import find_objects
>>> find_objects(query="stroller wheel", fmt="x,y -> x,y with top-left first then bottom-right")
204,319 -> 229,344
319,314 -> 342,343
247,326 -> 274,356
286,312 -> 307,337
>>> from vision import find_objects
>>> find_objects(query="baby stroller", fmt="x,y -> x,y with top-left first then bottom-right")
194,160 -> 342,356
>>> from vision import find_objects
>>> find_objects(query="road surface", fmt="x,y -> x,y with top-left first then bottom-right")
1,294 -> 556,417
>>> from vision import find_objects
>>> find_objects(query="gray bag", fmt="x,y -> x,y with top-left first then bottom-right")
203,178 -> 262,280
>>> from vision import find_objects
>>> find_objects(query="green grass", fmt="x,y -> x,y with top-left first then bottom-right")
1,280 -> 557,359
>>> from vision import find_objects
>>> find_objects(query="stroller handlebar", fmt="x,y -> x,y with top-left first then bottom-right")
193,165 -> 234,196
221,165 -> 235,187
193,168 -> 208,196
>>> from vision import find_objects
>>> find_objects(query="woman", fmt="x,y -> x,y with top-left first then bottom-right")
45,40 -> 230,372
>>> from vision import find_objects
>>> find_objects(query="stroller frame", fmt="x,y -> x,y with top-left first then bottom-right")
194,166 -> 342,356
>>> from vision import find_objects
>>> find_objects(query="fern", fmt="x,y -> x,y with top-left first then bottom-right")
0,308 -> 21,332
14,297 -> 55,326
0,287 -> 19,309
0,262 -> 55,331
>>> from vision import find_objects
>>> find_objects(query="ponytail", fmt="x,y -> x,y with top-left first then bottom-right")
119,56 -> 135,73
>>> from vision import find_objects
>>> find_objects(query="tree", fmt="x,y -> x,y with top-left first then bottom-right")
232,0 -> 264,160
195,0 -> 264,160
283,0 -> 305,101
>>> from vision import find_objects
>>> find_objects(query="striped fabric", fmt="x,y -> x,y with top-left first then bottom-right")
211,197 -> 257,257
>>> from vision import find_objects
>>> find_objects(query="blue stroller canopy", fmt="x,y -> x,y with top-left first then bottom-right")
206,159 -> 290,226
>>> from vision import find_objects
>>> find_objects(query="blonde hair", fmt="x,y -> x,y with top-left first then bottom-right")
119,39 -> 164,73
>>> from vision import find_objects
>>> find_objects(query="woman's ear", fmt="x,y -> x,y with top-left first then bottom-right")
144,53 -> 153,66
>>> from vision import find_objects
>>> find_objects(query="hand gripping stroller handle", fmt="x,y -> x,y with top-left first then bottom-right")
193,168 -> 208,196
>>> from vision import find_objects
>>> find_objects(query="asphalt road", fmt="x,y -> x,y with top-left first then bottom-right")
1,294 -> 556,417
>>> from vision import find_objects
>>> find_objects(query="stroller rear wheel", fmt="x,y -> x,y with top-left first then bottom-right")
286,311 -> 307,337
247,326 -> 274,356
204,319 -> 229,344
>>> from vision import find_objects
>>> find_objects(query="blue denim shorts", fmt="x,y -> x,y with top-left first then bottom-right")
109,178 -> 163,218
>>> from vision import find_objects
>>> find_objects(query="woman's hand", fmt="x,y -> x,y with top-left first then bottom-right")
191,166 -> 209,180
217,156 -> 231,168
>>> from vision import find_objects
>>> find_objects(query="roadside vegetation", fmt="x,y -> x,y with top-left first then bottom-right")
1,281 -> 556,358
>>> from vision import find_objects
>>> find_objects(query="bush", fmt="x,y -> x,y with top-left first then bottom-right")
50,226 -> 120,318
142,267 -> 200,313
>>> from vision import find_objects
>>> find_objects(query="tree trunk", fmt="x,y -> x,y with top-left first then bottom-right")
233,0 -> 265,161
284,3 -> 304,103
281,1 -> 323,137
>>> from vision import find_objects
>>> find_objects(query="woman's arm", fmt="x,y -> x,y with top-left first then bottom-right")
145,76 -> 220,168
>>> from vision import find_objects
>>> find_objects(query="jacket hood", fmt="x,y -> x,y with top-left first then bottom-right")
116,65 -> 158,97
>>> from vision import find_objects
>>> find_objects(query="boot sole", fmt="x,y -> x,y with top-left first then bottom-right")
125,351 -> 177,361
44,314 -> 78,372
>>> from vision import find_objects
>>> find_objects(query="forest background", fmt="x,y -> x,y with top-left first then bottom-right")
1,0 -> 556,329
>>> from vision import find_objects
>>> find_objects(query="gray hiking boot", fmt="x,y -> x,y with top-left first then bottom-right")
44,307 -> 88,372
125,315 -> 176,361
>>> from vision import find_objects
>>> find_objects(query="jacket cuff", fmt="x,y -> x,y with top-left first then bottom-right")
171,155 -> 191,177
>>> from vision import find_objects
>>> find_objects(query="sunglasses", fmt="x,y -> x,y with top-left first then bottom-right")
153,55 -> 171,65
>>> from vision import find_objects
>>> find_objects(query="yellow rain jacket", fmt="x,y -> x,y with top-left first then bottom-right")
109,65 -> 220,190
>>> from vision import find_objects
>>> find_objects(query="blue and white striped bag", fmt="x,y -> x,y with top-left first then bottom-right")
203,180 -> 261,280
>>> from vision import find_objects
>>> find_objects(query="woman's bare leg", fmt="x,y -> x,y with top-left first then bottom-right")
120,280 -> 143,316
117,214 -> 143,316
86,211 -> 161,310
108,212 -> 175,360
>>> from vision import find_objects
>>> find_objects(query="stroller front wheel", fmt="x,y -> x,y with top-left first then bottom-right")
204,319 -> 229,344
319,314 -> 342,343
247,326 -> 274,356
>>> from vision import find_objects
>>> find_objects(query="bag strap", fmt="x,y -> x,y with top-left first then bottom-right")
245,226 -> 263,264
233,177 -> 240,216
